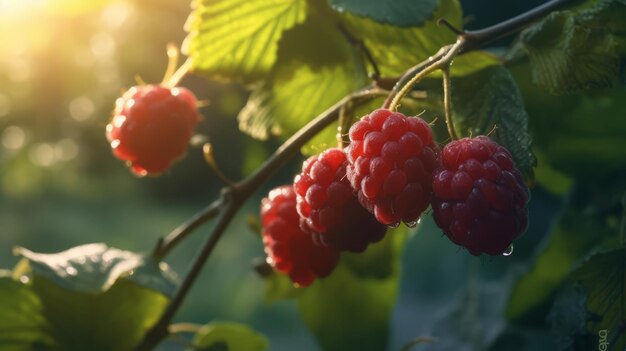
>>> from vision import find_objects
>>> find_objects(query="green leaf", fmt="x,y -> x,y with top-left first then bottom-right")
329,0 -> 438,27
572,248 -> 626,349
506,209 -> 612,323
0,272 -> 52,350
15,243 -> 178,296
297,227 -> 407,351
339,0 -> 462,76
450,65 -> 536,178
237,16 -> 367,150
192,322 -> 269,351
14,244 -> 177,351
184,0 -> 308,84
520,0 -> 626,94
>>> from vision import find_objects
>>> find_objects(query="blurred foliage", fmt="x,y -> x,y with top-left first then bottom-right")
0,0 -> 626,350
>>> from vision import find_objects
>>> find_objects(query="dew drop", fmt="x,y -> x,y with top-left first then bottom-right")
406,218 -> 421,228
388,222 -> 400,229
502,245 -> 514,257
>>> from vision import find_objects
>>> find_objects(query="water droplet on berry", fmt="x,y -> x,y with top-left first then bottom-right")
502,245 -> 514,256
388,222 -> 400,229
406,218 -> 421,228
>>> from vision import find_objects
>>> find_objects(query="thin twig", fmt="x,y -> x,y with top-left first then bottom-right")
387,38 -> 465,111
441,66 -> 458,140
336,21 -> 381,80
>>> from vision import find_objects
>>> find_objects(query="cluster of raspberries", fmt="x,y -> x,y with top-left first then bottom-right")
104,87 -> 529,287
261,109 -> 529,287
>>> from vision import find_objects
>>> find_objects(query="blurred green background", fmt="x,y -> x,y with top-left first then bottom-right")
0,0 -> 618,350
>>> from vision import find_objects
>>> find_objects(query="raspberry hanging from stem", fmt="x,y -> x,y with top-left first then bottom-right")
161,43 -> 192,88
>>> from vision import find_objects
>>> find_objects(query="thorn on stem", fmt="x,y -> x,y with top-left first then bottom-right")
437,18 -> 464,35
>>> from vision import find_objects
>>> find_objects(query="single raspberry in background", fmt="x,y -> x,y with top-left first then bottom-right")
345,109 -> 439,226
294,148 -> 387,253
106,84 -> 200,176
431,136 -> 529,256
261,185 -> 340,287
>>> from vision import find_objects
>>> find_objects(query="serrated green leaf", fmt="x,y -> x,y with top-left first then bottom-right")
15,243 -> 178,296
192,322 -> 269,351
329,0 -> 438,27
184,0 -> 308,84
506,209 -> 612,323
237,16 -> 367,150
297,227 -> 407,351
0,273 -> 52,350
451,65 -> 536,178
573,248 -> 626,349
521,0 -> 626,94
339,0 -> 462,76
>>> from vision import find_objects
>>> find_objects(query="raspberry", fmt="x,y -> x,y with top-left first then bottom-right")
106,85 -> 200,176
345,109 -> 439,226
431,136 -> 529,256
261,185 -> 340,287
294,148 -> 387,253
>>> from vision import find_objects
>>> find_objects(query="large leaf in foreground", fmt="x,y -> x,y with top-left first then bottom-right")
15,243 -> 177,351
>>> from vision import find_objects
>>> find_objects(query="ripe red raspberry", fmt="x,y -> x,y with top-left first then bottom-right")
431,136 -> 529,256
106,85 -> 200,176
345,109 -> 439,226
294,148 -> 387,253
261,185 -> 340,287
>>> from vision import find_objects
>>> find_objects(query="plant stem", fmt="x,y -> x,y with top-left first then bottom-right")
137,190 -> 241,351
460,0 -> 581,54
387,38 -> 465,111
441,66 -> 458,140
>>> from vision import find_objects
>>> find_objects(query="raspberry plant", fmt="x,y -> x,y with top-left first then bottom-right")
1,0 -> 626,350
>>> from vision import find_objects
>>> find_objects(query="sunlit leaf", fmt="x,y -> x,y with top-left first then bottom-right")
192,322 -> 269,351
237,16 -> 367,151
184,0 -> 308,83
329,0 -> 438,27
